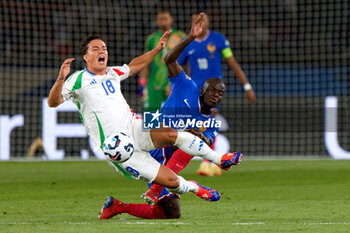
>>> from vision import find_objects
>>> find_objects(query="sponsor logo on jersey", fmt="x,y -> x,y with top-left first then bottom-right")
188,49 -> 195,55
184,99 -> 191,108
90,79 -> 97,85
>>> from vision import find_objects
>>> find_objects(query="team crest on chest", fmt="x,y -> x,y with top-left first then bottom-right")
199,126 -> 207,132
207,42 -> 216,54
197,121 -> 207,132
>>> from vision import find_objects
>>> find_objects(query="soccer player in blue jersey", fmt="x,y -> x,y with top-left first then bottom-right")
178,13 -> 256,102
178,13 -> 256,175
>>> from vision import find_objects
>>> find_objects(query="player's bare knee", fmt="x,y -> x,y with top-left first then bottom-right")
167,175 -> 180,189
166,130 -> 178,145
154,165 -> 179,188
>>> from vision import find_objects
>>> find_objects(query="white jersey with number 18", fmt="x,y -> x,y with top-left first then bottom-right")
61,65 -> 135,150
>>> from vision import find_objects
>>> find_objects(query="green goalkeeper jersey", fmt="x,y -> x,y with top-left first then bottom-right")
145,29 -> 186,92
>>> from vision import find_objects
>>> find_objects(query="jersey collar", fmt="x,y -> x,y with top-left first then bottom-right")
84,68 -> 96,76
84,67 -> 109,76
194,30 -> 210,43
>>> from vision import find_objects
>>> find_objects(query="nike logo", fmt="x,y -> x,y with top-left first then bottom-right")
188,49 -> 195,55
184,99 -> 191,108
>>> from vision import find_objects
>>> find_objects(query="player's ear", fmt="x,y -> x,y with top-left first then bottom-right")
200,87 -> 204,96
83,54 -> 88,63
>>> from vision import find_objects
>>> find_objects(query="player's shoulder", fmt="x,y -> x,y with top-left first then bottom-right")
171,71 -> 198,90
65,69 -> 84,83
109,65 -> 130,76
210,30 -> 227,40
171,70 -> 191,82
210,31 -> 230,49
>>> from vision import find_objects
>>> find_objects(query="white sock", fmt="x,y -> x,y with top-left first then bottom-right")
167,176 -> 199,194
174,131 -> 221,165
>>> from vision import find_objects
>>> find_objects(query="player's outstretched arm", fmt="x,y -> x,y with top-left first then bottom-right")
164,12 -> 205,78
47,58 -> 75,107
128,30 -> 172,77
226,56 -> 256,103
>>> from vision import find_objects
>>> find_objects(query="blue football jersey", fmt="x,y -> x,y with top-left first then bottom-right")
195,113 -> 219,144
160,70 -> 219,143
178,30 -> 231,88
146,69 -> 220,200
161,70 -> 200,122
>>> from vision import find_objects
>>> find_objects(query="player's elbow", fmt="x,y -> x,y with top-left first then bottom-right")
164,53 -> 177,65
47,98 -> 60,108
163,53 -> 171,64
47,100 -> 57,108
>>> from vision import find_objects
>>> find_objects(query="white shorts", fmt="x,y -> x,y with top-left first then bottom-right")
129,116 -> 155,151
107,150 -> 161,182
105,116 -> 160,182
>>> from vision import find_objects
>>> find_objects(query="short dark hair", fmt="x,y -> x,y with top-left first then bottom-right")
79,35 -> 105,56
202,78 -> 225,93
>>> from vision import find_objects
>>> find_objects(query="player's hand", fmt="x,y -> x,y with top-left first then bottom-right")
190,12 -> 204,38
245,89 -> 257,103
186,128 -> 204,139
156,30 -> 172,51
58,58 -> 75,80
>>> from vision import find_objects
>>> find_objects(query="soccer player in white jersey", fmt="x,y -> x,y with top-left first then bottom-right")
48,13 -> 241,215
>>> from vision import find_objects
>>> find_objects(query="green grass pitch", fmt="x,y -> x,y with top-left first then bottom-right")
1,159 -> 350,232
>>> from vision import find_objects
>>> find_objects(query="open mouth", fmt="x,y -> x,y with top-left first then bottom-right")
98,56 -> 105,64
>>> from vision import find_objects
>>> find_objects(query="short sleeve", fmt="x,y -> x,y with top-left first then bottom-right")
169,70 -> 198,94
218,33 -> 233,58
218,33 -> 230,50
61,72 -> 79,101
177,51 -> 188,66
111,64 -> 130,81
62,82 -> 73,101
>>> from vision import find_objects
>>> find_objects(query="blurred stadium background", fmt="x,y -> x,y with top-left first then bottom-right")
0,0 -> 349,159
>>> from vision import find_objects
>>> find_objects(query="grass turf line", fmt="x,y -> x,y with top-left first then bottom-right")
0,160 -> 349,233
